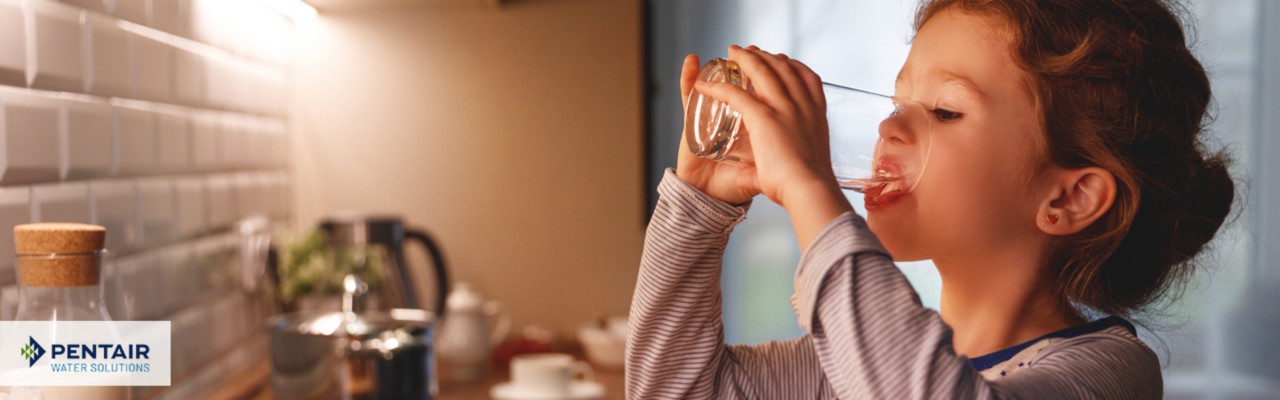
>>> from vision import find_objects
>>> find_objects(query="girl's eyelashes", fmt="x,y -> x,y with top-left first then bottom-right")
931,108 -> 963,122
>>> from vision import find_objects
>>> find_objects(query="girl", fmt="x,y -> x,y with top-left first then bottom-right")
627,0 -> 1235,398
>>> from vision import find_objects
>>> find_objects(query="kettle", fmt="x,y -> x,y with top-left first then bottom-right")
320,213 -> 451,318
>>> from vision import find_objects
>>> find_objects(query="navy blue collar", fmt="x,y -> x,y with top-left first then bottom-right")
969,316 -> 1136,371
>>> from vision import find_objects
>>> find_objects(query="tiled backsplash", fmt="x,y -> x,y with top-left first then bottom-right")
0,0 -> 293,397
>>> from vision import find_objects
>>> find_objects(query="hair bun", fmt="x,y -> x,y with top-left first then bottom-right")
1170,153 -> 1234,265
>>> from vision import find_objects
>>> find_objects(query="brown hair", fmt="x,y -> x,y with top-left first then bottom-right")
913,0 -> 1236,318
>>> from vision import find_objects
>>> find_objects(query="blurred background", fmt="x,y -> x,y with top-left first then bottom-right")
0,0 -> 1271,398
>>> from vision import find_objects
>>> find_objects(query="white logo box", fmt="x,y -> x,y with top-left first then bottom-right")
0,321 -> 171,386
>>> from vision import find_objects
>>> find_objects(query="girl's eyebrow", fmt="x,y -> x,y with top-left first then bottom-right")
935,69 -> 989,105
895,67 -> 990,106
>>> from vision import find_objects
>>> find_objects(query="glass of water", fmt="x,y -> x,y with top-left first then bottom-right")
684,58 -> 934,196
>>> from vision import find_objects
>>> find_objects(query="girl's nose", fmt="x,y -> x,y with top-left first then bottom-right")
878,101 -> 927,145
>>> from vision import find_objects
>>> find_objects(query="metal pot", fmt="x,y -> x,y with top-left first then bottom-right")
270,275 -> 437,400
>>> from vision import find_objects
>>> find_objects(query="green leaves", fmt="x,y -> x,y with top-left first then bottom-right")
274,229 -> 386,303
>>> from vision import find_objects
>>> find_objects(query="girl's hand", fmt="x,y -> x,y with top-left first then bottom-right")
675,53 -> 759,205
694,46 -> 854,250
695,45 -> 845,211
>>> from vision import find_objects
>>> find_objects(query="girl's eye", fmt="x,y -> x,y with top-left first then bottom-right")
932,108 -> 962,122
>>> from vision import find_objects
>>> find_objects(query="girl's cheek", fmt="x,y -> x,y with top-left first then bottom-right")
918,141 -> 1018,224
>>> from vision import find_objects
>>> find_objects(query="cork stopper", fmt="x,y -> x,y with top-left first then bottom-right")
14,223 -> 107,287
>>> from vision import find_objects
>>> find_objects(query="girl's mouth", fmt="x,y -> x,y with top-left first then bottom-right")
863,180 -> 909,210
863,159 -> 910,210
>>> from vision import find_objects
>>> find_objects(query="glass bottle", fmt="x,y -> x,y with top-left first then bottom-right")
11,223 -> 127,400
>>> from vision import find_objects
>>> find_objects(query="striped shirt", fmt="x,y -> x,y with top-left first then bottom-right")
626,168 -> 1162,399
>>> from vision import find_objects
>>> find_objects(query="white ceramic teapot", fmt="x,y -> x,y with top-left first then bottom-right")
436,282 -> 511,381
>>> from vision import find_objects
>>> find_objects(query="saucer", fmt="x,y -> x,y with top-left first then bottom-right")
490,380 -> 605,400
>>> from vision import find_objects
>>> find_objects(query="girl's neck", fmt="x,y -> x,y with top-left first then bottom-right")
935,251 -> 1085,358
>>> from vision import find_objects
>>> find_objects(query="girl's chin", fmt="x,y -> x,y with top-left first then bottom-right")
864,208 -> 925,261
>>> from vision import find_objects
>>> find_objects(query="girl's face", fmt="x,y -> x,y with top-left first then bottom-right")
867,7 -> 1047,262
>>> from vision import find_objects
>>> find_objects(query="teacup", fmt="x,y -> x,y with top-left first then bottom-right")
508,353 -> 595,397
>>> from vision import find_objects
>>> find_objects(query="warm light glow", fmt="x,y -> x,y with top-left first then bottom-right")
259,0 -> 318,20
116,19 -> 286,83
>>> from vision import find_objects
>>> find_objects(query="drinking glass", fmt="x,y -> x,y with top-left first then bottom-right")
684,58 -> 934,195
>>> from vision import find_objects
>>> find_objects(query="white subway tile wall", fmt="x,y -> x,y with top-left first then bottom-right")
113,100 -> 160,175
157,243 -> 193,315
218,113 -> 242,168
137,178 -> 177,246
85,13 -> 132,96
0,0 -> 25,86
0,87 -> 62,184
90,178 -> 139,253
174,176 -> 205,236
0,0 -> 293,396
59,0 -> 106,13
205,173 -> 236,228
189,111 -> 219,170
155,107 -> 190,172
133,34 -> 174,103
29,1 -> 83,92
172,46 -> 204,106
33,182 -> 91,222
114,0 -> 147,24
62,95 -> 115,179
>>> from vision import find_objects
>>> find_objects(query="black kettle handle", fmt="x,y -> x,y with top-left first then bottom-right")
404,229 -> 451,319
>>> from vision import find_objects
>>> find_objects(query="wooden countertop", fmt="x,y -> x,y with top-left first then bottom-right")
209,355 -> 625,399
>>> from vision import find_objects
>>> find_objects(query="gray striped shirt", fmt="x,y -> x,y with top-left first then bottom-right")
626,168 -> 1162,399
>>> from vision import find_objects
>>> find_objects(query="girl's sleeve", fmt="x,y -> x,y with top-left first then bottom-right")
795,212 -> 1163,399
626,168 -> 835,399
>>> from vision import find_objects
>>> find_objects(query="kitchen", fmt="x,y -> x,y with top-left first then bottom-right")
0,0 -> 638,398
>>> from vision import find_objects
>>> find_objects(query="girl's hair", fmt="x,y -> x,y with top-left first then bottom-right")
913,0 -> 1236,319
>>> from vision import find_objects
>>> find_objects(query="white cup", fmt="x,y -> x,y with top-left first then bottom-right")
509,353 -> 595,397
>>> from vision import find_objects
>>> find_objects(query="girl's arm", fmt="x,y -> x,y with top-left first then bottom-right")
795,211 -> 1163,399
625,168 -> 835,399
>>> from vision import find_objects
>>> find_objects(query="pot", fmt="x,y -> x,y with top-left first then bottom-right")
270,275 -> 437,399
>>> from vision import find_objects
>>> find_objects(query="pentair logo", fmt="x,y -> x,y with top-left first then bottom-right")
19,336 -> 45,368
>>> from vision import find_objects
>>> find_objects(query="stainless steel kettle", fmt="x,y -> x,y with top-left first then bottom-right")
319,213 -> 451,318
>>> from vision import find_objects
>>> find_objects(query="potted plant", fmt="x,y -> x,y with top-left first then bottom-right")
274,229 -> 387,312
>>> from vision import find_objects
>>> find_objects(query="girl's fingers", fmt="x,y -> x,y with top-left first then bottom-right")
787,58 -> 826,109
680,53 -> 701,109
694,80 -> 773,127
751,49 -> 815,112
773,52 -> 825,110
727,45 -> 793,111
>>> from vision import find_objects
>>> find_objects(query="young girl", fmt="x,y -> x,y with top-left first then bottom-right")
627,0 -> 1235,398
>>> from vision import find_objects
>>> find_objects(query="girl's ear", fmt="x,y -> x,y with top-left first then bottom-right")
1038,167 -> 1116,235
